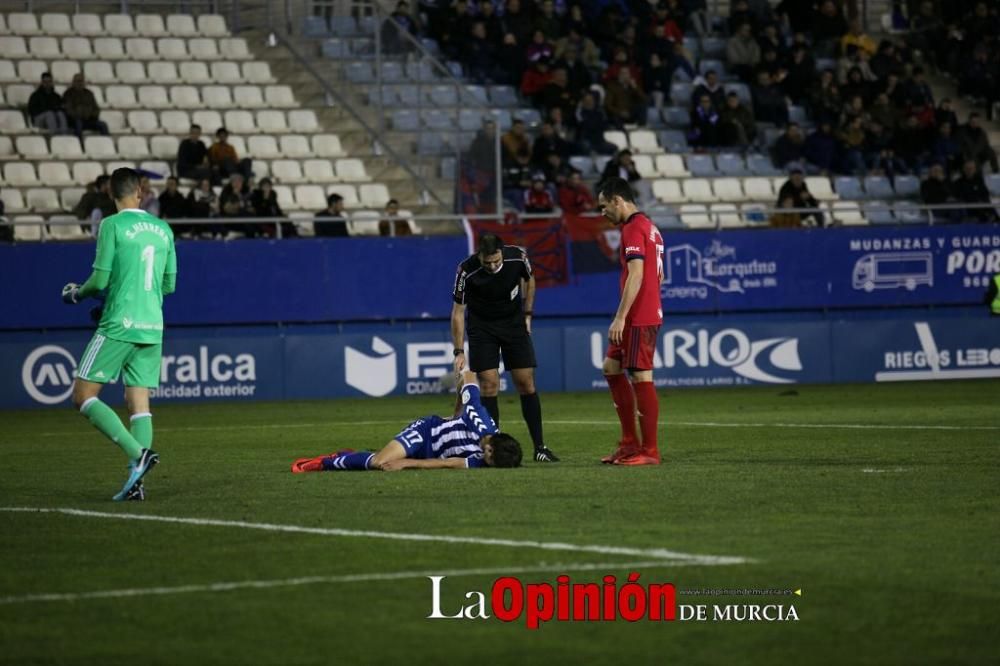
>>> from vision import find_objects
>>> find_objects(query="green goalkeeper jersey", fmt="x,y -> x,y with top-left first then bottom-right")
93,209 -> 176,344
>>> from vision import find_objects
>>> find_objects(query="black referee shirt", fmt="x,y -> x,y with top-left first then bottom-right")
453,246 -> 532,322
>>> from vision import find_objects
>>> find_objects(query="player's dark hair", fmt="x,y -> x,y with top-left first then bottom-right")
597,176 -> 635,204
478,233 -> 504,256
488,433 -> 523,468
109,167 -> 141,201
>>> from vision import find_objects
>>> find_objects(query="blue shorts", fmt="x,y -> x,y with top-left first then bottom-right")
392,416 -> 444,459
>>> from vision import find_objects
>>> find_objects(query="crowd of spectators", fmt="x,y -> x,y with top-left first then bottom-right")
28,71 -> 109,137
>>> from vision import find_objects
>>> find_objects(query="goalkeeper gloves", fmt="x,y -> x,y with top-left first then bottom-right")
61,282 -> 80,305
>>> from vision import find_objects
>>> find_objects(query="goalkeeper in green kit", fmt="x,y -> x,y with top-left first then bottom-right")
62,168 -> 177,501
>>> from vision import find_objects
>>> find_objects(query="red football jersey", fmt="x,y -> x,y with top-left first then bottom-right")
618,212 -> 664,326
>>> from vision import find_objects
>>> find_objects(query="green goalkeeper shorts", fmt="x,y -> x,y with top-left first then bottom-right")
76,332 -> 162,388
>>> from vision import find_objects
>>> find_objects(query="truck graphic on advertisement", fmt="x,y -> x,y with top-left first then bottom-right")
852,252 -> 933,292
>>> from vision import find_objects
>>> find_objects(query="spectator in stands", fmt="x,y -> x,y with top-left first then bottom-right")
28,72 -> 68,135
575,92 -> 618,155
186,177 -> 219,222
73,175 -> 114,221
548,107 -> 576,151
539,68 -> 577,121
533,0 -> 563,40
523,174 -> 557,213
220,173 -> 252,217
477,0 -> 503,45
600,149 -> 641,185
751,71 -> 789,126
769,196 -> 803,228
777,168 -> 823,225
531,121 -> 571,173
920,163 -> 956,220
811,0 -> 847,58
62,73 -> 109,138
219,191 -> 249,236
501,0 -> 533,48
908,0 -> 945,68
781,46 -> 815,105
503,158 -> 534,204
935,98 -> 959,131
930,122 -> 963,175
956,113 -> 999,173
868,92 -> 897,131
870,40 -> 904,81
653,1 -> 686,42
158,177 -> 188,221
208,127 -> 253,181
840,94 -> 869,127
139,176 -> 160,217
526,29 -> 555,64
719,91 -> 757,147
727,23 -> 761,82
250,178 -> 284,218
558,171 -> 596,214
602,45 -> 643,89
840,67 -> 873,106
840,18 -> 876,57
894,114 -> 930,172
501,119 -> 532,168
467,119 -> 498,173
177,124 -> 212,182
952,159 -> 999,221
771,123 -> 806,168
643,53 -> 674,110
555,45 -> 592,99
520,57 -> 554,106
690,70 -> 725,110
959,46 -> 996,105
495,33 -> 526,86
776,0 -> 814,35
865,120 -> 906,178
555,24 -> 600,70
382,0 -> 420,54
804,121 -> 838,173
689,94 -> 721,148
379,199 -> 413,236
902,67 -> 934,109
837,115 -> 867,175
439,0 -> 474,59
604,68 -> 647,128
728,0 -> 757,34
809,69 -> 842,124
314,193 -> 350,237
757,23 -> 785,61
464,21 -> 499,84
836,44 -> 877,87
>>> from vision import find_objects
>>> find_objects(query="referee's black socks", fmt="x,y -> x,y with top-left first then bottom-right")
519,392 -> 545,451
482,396 -> 500,428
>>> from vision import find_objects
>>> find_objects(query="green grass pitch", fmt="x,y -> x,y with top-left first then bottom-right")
1,380 -> 998,664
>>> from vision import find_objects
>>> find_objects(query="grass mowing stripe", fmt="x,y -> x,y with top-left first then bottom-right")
0,507 -> 751,566
0,560 -> 700,606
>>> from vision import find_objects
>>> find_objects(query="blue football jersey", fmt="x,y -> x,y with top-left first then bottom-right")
392,384 -> 498,468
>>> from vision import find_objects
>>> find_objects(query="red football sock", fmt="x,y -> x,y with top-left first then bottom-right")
605,374 -> 638,444
633,381 -> 660,457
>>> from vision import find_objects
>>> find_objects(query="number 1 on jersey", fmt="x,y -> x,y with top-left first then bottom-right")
141,245 -> 155,291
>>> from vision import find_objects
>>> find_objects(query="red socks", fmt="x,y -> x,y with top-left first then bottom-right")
605,374 -> 639,445
632,381 -> 660,458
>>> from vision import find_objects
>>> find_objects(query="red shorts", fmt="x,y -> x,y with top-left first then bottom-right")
606,325 -> 660,371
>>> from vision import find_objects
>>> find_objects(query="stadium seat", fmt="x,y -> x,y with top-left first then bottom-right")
686,154 -> 717,177
265,86 -> 296,108
209,62 -> 240,84
125,37 -> 157,60
425,84 -> 457,107
461,85 -> 488,105
568,156 -> 594,176
17,60 -> 46,84
395,84 -> 419,107
8,13 -> 40,35
102,110 -> 126,134
272,160 -> 306,184
220,38 -> 251,60
0,37 -> 28,59
700,36 -> 726,58
13,215 -> 44,239
49,136 -> 82,158
293,184 -> 326,211
655,154 -> 689,177
127,110 -> 160,133
377,61 -> 404,82
227,136 -> 248,157
0,62 -> 17,84
628,130 -> 659,154
40,13 -> 73,35
191,110 -> 222,131
830,201 -> 866,225
135,14 -> 167,37
743,177 -> 775,202
93,37 -> 126,60
106,85 -> 139,109
603,131 -> 628,152
169,85 -> 201,108
894,201 -> 929,224
0,137 -> 13,159
302,159 -> 337,183
0,110 -> 28,134
158,110 -> 188,135
115,61 -> 146,85
724,83 -> 752,106
243,62 -> 274,84
3,162 -> 37,186
652,179 -> 685,204
138,160 -> 170,177
104,14 -> 135,36
417,132 -> 446,155
682,179 -> 714,203
166,14 -> 198,37
82,61 -> 116,85
71,161 -> 103,185
150,135 -> 180,160
345,62 -> 374,83
177,62 -> 210,85
61,36 -> 93,59
304,16 -> 331,38
894,175 -> 921,199
833,176 -> 863,200
863,201 -> 894,224
26,188 -> 60,212
747,153 -> 782,176
189,38 -> 220,60
741,203 -> 769,225
349,210 -> 380,236
359,183 -> 390,208
488,85 -> 518,107
47,215 -> 90,240
2,190 -> 29,215
147,61 -> 180,84
234,85 -> 265,109
59,187 -> 85,210
51,60 -> 81,82
327,183 -> 359,208
330,15 -> 359,37
422,109 -> 452,130
288,110 -> 319,133
29,37 -> 61,59
278,134 -> 310,159
806,176 -> 838,201
864,176 -> 895,200
224,110 -> 255,135
680,204 -> 712,228
631,155 -> 654,178
711,203 -> 743,227
248,135 -> 282,159
195,85 -> 230,109
716,153 -> 749,176
72,14 -> 103,36
335,158 -> 370,182
311,134 -> 344,158
457,109 -> 482,131
4,84 -> 30,107
256,110 -> 287,133
116,136 -> 149,160
648,207 -> 683,229
321,38 -> 346,58
158,37 -> 188,60
645,107 -> 665,128
198,14 -> 228,37
658,130 -> 688,153
512,108 -> 542,127
713,178 -> 746,201
670,82 -> 693,106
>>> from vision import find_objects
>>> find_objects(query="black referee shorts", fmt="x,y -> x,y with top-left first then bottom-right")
468,316 -> 536,372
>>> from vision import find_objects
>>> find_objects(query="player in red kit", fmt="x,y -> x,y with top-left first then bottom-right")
596,177 -> 664,466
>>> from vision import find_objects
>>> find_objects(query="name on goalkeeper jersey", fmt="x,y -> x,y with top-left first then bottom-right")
125,221 -> 169,242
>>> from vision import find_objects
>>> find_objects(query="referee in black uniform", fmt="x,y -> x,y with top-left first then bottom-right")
451,234 -> 559,462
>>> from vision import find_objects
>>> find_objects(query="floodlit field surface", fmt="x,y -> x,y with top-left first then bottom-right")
1,380 -> 998,665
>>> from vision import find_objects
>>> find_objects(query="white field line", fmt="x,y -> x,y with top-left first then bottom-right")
0,507 -> 750,566
0,560 -> 690,606
861,467 -> 909,474
34,419 -> 1000,437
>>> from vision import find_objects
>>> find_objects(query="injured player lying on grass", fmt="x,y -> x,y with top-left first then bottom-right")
291,370 -> 523,472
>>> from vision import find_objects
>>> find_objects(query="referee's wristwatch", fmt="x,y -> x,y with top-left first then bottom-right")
453,349 -> 465,357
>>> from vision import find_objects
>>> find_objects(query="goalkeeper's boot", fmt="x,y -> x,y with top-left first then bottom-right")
533,446 -> 560,462
113,448 -> 159,501
601,439 -> 640,464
